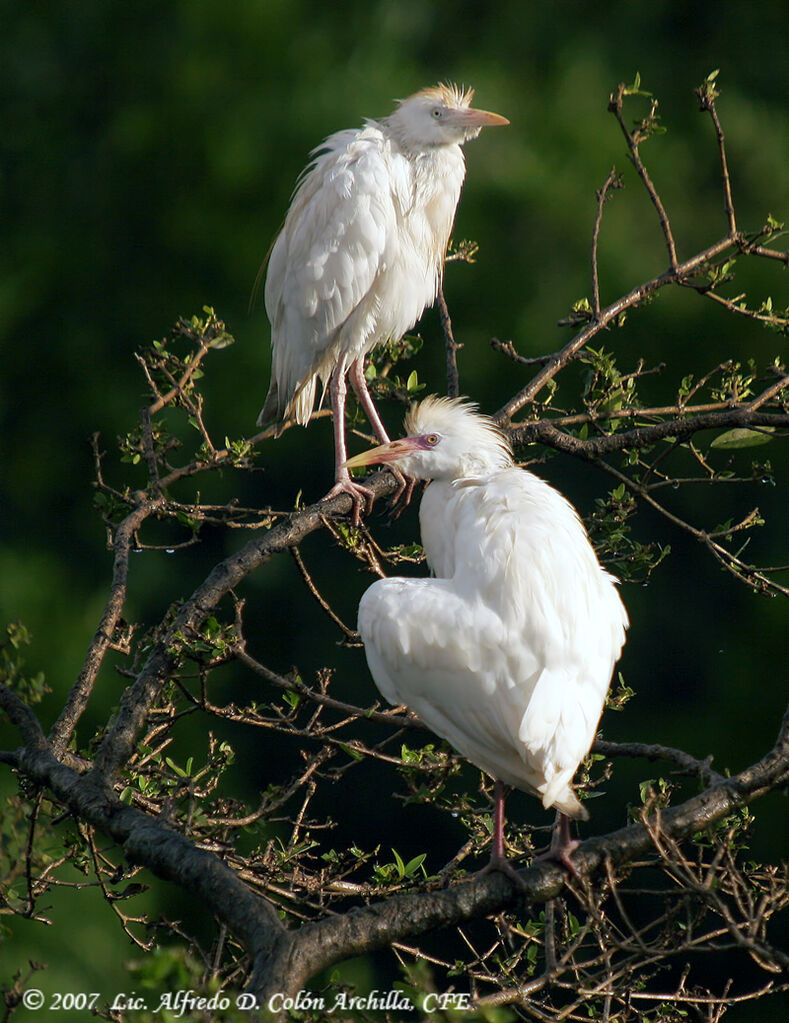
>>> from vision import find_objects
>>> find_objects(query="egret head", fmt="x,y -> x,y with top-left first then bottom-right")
385,83 -> 509,150
344,395 -> 514,481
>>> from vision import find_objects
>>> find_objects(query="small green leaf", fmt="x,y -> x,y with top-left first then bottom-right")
165,757 -> 187,778
391,848 -> 406,877
710,427 -> 775,450
404,853 -> 426,877
639,779 -> 655,803
282,689 -> 301,710
338,742 -> 364,762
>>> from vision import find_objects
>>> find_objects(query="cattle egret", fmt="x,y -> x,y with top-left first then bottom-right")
257,85 -> 508,515
347,397 -> 629,875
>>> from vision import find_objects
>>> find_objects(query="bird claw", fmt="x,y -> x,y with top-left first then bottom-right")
534,840 -> 582,880
476,853 -> 528,890
387,467 -> 418,517
323,477 -> 376,526
534,817 -> 583,880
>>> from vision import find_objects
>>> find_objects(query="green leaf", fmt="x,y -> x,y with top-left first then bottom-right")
165,757 -> 187,778
404,853 -> 426,877
391,847 -> 406,877
282,689 -> 301,710
639,779 -> 656,803
338,742 -> 364,762
710,427 -> 775,450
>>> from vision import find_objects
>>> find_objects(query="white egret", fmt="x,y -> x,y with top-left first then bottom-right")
346,397 -> 629,875
257,85 -> 508,515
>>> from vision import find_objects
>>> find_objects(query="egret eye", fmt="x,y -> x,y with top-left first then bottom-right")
425,433 -> 440,446
431,107 -> 443,119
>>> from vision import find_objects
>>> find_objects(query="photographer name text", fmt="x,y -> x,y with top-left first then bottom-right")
21,987 -> 471,1016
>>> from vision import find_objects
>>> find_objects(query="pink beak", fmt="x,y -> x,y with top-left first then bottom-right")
343,437 -> 427,469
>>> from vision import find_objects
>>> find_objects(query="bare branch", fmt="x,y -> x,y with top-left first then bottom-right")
608,82 -> 678,267
494,235 -> 734,423
438,282 -> 462,398
49,494 -> 164,758
696,75 -> 737,235
591,167 -> 622,317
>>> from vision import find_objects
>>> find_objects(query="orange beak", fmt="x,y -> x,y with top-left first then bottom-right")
343,437 -> 426,469
461,107 -> 510,128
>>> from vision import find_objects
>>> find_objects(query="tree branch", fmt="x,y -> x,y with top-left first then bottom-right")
608,82 -> 678,268
49,495 -> 164,758
507,407 -> 788,459
86,472 -> 399,787
248,703 -> 789,1000
494,235 -> 735,424
438,282 -> 462,399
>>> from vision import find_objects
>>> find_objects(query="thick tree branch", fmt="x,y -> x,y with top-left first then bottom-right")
8,727 -> 287,967
507,407 -> 788,459
248,703 -> 789,1000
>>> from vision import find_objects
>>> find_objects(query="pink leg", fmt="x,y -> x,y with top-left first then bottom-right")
348,357 -> 390,444
347,357 -> 415,509
322,364 -> 376,524
492,778 -> 507,862
476,781 -> 525,887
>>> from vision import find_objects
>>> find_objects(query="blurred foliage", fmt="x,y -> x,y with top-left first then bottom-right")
0,3 -> 788,1021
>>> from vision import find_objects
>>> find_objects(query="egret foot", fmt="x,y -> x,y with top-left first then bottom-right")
323,473 -> 375,526
476,852 -> 527,890
534,812 -> 582,880
388,468 -> 418,517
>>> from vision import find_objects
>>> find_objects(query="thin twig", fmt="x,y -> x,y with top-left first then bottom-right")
608,83 -> 678,268
593,739 -> 724,786
490,338 -> 561,367
438,282 -> 462,398
591,167 -> 622,317
289,546 -> 360,641
48,492 -> 164,758
696,80 -> 737,236
495,235 -> 735,423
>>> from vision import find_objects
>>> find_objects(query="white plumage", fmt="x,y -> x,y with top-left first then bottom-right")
347,397 -> 629,865
258,85 -> 508,508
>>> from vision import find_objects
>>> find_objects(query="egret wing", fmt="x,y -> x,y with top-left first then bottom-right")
261,127 -> 398,425
359,576 -> 551,796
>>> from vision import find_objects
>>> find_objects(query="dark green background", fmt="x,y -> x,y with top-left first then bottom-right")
1,2 -> 787,1018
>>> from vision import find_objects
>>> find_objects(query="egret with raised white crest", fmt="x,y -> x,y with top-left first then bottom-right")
346,397 -> 629,876
257,85 -> 508,516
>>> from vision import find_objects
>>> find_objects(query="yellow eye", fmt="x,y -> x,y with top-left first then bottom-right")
431,108 -> 443,119
425,434 -> 440,446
